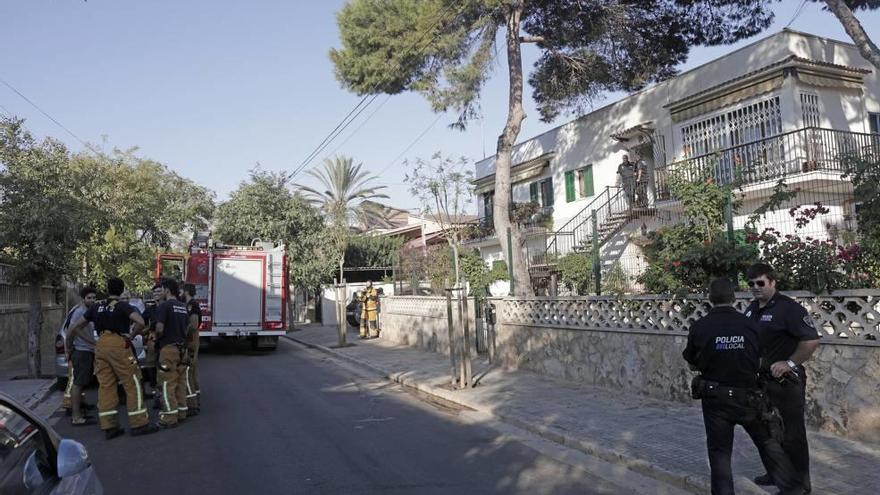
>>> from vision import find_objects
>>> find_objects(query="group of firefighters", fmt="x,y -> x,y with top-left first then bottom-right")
61,277 -> 202,439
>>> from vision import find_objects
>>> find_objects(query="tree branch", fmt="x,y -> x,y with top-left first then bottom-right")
823,0 -> 880,72
519,35 -> 545,44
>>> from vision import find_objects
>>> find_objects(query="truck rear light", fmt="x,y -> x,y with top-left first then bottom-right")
55,336 -> 65,355
198,322 -> 212,330
263,321 -> 283,330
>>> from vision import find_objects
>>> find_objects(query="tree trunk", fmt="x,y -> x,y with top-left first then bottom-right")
493,5 -> 534,297
824,0 -> 880,72
27,280 -> 44,378
338,257 -> 344,284
450,240 -> 461,288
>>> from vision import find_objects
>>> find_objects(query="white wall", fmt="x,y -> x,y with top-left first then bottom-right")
320,282 -> 395,327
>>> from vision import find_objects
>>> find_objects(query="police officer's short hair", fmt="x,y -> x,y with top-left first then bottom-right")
79,286 -> 97,299
183,283 -> 196,297
746,263 -> 776,281
708,277 -> 736,305
106,277 -> 125,297
161,278 -> 179,296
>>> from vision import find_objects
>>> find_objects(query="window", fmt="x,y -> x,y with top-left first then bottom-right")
801,93 -> 821,128
482,192 -> 494,220
681,96 -> 782,157
564,166 -> 595,203
529,179 -> 554,207
539,178 -> 553,207
0,402 -> 54,494
870,112 -> 880,134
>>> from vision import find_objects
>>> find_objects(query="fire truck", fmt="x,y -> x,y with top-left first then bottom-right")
155,233 -> 287,350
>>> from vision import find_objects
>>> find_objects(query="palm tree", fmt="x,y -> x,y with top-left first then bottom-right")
297,155 -> 389,281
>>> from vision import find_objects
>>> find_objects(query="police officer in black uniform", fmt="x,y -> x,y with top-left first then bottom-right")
683,277 -> 804,495
744,263 -> 820,492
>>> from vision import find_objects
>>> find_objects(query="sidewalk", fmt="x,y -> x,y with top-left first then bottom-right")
0,350 -> 58,410
286,324 -> 880,495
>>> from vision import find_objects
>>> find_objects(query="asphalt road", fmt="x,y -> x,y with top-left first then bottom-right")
52,338 -> 636,495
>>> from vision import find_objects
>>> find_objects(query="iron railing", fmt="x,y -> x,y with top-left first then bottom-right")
530,186 -> 641,266
464,206 -> 554,244
655,126 -> 880,201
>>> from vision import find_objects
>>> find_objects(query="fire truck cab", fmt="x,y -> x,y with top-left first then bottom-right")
155,233 -> 287,351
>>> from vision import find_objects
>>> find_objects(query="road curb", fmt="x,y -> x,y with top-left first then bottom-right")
282,334 -> 769,495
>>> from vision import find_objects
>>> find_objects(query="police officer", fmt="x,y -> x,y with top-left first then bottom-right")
68,278 -> 158,439
142,284 -> 163,407
683,277 -> 804,495
745,263 -> 820,492
153,278 -> 191,428
181,283 -> 202,414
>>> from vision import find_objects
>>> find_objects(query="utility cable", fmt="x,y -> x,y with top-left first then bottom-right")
288,1 -> 466,181
785,0 -> 809,28
0,76 -> 92,150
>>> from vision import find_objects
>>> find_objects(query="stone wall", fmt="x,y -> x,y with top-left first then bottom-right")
0,305 -> 66,363
494,291 -> 880,443
379,296 -> 478,357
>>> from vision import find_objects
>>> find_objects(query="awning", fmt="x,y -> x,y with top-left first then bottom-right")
670,75 -> 784,123
797,71 -> 864,89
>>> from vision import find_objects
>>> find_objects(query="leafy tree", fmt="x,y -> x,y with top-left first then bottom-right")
71,149 -> 215,293
331,0 -> 775,295
297,155 -> 389,282
214,169 -> 336,306
557,253 -> 593,295
405,152 -> 474,286
0,118 -> 94,376
345,234 -> 405,268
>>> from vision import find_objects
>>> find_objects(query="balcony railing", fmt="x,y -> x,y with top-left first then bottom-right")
464,205 -> 553,244
655,127 -> 880,201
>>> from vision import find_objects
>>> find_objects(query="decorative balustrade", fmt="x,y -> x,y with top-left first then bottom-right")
655,127 -> 880,201
498,289 -> 880,342
381,296 -> 450,319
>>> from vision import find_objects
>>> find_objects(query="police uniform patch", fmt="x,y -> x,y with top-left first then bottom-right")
803,316 -> 815,328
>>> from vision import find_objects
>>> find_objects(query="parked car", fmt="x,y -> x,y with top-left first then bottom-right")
55,320 -> 146,387
0,392 -> 103,494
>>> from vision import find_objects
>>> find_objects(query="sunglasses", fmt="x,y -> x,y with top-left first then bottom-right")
747,280 -> 767,288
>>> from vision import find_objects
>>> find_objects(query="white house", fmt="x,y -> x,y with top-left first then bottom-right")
467,29 -> 879,289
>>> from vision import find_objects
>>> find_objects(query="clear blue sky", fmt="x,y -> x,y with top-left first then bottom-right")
1,1 -> 878,211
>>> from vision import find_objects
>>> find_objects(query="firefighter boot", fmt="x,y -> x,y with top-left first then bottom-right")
95,333 -> 149,432
157,345 -> 182,426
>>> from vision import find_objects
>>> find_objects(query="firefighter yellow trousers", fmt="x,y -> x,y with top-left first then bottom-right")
95,333 -> 148,430
186,341 -> 200,409
158,345 -> 188,425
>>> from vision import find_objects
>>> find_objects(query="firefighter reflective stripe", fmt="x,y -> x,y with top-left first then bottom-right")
185,367 -> 195,398
132,374 -> 143,413
163,382 -> 172,412
177,406 -> 188,411
64,364 -> 75,398
129,408 -> 148,416
99,410 -> 118,417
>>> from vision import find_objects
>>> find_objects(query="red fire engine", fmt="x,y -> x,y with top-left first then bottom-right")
155,233 -> 287,350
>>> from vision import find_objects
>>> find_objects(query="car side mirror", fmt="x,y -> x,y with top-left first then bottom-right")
57,439 -> 92,478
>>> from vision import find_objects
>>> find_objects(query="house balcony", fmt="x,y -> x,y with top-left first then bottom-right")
653,127 -> 878,202
463,205 -> 554,248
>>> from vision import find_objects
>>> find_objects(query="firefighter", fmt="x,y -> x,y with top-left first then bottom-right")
357,289 -> 368,339
154,278 -> 191,428
364,281 -> 380,338
68,278 -> 157,439
181,283 -> 202,414
142,284 -> 163,408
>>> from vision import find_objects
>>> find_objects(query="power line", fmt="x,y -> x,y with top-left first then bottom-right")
0,76 -> 92,149
325,94 -> 392,157
785,0 -> 809,28
376,112 -> 443,177
288,1 -> 466,181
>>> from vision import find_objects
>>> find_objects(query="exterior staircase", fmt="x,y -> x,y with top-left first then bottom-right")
527,186 -> 655,280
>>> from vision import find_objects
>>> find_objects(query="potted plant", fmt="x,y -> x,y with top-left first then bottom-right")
488,260 -> 511,297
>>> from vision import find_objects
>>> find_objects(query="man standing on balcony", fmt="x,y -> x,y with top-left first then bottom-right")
617,154 -> 637,206
745,263 -> 820,493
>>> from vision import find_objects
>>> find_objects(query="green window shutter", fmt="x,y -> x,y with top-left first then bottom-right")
582,165 -> 594,197
529,182 -> 539,204
564,171 -> 575,202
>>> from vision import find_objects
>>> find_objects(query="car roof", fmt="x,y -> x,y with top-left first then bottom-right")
0,391 -> 63,446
